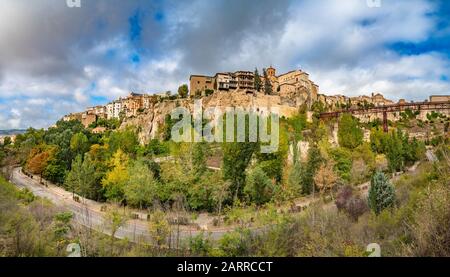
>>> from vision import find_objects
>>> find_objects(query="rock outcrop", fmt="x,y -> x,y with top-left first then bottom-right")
120,89 -> 306,144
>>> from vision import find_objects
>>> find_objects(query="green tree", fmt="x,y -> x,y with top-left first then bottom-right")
192,142 -> 210,179
263,68 -> 273,95
254,68 -> 262,92
222,141 -> 258,202
107,128 -> 139,156
64,155 -> 98,199
256,126 -> 289,183
43,158 -> 67,185
330,147 -> 352,182
177,84 -> 189,98
368,171 -> 395,215
385,130 -> 404,172
124,159 -> 158,209
244,166 -> 274,205
370,127 -> 388,153
338,114 -> 363,149
288,161 -> 304,195
70,132 -> 89,157
301,145 -> 323,194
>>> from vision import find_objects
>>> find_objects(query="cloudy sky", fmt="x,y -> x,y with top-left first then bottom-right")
0,0 -> 449,129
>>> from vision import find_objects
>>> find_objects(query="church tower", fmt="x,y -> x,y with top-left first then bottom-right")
267,65 -> 276,77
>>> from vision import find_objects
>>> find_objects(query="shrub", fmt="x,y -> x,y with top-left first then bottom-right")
335,185 -> 368,221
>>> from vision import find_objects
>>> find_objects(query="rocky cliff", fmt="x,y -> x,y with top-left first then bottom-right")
120,90 -> 305,144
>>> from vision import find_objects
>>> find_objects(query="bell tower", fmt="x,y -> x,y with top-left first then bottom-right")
267,65 -> 276,77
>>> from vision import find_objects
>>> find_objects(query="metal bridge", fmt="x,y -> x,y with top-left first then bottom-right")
319,100 -> 450,132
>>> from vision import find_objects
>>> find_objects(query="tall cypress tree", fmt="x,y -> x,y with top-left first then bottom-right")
263,68 -> 273,95
254,68 -> 262,92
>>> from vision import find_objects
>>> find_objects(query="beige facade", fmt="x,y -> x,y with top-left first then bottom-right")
235,71 -> 254,90
430,95 -> 450,102
92,126 -> 106,134
122,93 -> 144,117
215,73 -> 232,90
190,75 -> 215,96
81,113 -> 97,128
318,92 -> 394,111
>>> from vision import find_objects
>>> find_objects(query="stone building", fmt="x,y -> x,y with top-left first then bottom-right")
430,95 -> 450,102
190,66 -> 319,104
215,73 -> 232,90
122,93 -> 144,117
81,113 -> 96,128
190,75 -> 215,96
235,71 -> 254,91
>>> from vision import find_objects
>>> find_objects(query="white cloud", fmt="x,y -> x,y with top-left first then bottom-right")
0,0 -> 448,130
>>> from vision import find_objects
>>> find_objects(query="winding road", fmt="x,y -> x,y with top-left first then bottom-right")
10,167 -> 228,243
8,153 -> 428,244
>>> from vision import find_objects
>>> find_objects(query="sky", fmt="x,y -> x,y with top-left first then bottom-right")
0,0 -> 449,129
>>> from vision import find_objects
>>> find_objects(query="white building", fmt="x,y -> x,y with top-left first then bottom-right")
106,103 -> 114,119
113,101 -> 122,118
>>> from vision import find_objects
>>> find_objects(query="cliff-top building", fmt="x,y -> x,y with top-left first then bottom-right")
189,66 -> 319,104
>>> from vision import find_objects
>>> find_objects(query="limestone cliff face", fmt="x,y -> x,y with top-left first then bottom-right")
120,89 -> 306,144
120,99 -> 189,144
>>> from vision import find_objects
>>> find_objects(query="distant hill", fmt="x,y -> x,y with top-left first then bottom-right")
0,129 -> 26,136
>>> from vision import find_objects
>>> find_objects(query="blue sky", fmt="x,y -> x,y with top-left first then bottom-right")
0,0 -> 449,129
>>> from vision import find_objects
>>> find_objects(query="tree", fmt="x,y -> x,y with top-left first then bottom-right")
124,159 -> 158,209
301,145 -> 322,195
64,155 -> 98,199
102,150 -> 129,203
368,171 -> 395,215
244,166 -> 274,205
338,114 -> 363,149
385,130 -> 404,173
107,128 -> 139,156
104,207 -> 127,256
192,142 -> 210,179
70,132 -> 89,157
288,161 -> 304,195
263,68 -> 273,95
149,210 -> 170,249
145,139 -> 169,156
26,145 -> 56,177
210,175 -> 230,219
314,161 -> 338,199
222,141 -> 258,202
177,84 -> 189,98
255,126 -> 289,183
330,147 -> 352,182
43,158 -> 67,185
254,68 -> 262,92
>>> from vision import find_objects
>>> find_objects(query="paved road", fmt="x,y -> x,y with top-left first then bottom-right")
9,160 -> 422,244
10,167 -> 227,244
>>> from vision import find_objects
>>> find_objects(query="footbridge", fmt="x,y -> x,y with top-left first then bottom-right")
319,100 -> 450,132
